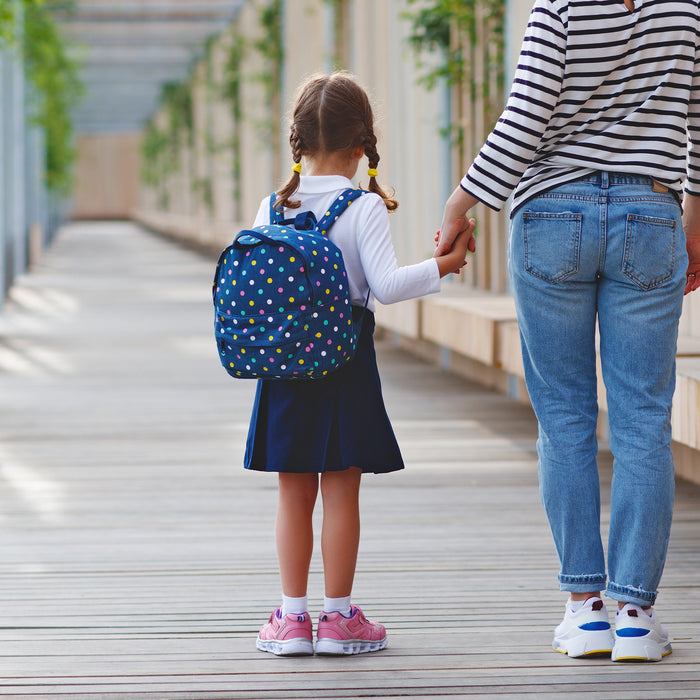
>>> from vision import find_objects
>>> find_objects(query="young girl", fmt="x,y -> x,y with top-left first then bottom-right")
246,72 -> 475,656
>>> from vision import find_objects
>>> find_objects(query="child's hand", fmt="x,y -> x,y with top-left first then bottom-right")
435,219 -> 476,278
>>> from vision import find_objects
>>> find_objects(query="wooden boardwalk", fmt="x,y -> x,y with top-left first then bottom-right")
0,221 -> 699,699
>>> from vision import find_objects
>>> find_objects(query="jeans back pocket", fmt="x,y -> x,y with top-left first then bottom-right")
622,214 -> 676,291
523,211 -> 582,283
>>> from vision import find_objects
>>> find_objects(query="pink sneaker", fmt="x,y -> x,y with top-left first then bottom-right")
315,605 -> 388,655
256,608 -> 314,656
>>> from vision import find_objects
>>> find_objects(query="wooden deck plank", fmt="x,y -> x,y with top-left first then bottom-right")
0,221 -> 699,698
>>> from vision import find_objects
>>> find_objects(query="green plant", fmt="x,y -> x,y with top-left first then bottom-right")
2,0 -> 83,194
26,1 -> 83,194
162,80 -> 194,152
139,78 -> 194,198
193,177 -> 213,212
405,0 -> 505,156
405,0 -> 505,90
0,0 -> 17,43
200,34 -> 222,158
322,0 -> 348,70
139,0 -> 286,211
222,32 -> 244,122
201,39 -> 217,213
254,0 -> 283,98
252,0 -> 283,146
222,32 -> 245,213
140,120 -> 168,186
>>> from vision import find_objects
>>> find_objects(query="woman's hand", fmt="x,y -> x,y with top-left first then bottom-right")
682,194 -> 700,294
685,235 -> 700,294
436,186 -> 479,256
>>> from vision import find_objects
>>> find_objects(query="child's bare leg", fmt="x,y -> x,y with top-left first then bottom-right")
276,473 -> 319,597
320,467 -> 362,598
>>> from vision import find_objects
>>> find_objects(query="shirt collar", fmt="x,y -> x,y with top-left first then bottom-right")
296,175 -> 355,193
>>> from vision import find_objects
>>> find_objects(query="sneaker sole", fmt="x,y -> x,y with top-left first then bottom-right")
256,637 -> 314,656
315,636 -> 388,655
612,638 -> 672,662
552,629 -> 614,658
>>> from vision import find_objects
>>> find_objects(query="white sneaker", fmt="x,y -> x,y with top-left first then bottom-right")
612,604 -> 672,662
552,597 -> 614,657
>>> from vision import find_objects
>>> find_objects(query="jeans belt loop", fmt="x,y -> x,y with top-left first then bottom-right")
601,171 -> 609,189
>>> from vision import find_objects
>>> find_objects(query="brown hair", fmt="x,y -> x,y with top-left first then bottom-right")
274,72 -> 398,212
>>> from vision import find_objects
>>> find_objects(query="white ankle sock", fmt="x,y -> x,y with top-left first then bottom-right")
568,600 -> 583,613
618,602 -> 652,619
568,597 -> 598,613
282,595 -> 308,616
323,595 -> 352,616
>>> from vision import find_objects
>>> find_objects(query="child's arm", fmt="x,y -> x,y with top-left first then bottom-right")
355,196 -> 473,304
435,220 -> 477,278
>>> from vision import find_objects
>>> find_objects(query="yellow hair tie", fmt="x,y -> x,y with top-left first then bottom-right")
368,168 -> 378,178
292,163 -> 302,174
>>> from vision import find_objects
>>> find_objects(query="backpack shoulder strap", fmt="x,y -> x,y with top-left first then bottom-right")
316,189 -> 367,236
269,194 -> 318,231
268,192 -> 285,224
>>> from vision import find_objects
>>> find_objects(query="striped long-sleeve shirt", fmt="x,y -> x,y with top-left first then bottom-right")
462,0 -> 700,215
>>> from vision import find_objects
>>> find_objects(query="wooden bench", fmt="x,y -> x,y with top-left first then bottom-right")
376,290 -> 700,485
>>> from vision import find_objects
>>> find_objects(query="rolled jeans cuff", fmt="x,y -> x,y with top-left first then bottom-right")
606,580 -> 657,607
558,573 -> 607,593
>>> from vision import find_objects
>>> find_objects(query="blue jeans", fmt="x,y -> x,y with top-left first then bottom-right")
510,172 -> 687,606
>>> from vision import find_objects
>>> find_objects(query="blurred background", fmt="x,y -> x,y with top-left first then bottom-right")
1,0 -> 530,297
2,0 -> 699,482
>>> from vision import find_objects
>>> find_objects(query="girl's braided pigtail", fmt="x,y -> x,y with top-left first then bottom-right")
364,130 -> 398,212
274,125 -> 304,212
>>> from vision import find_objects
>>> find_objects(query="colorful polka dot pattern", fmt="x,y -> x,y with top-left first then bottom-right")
213,188 -> 367,380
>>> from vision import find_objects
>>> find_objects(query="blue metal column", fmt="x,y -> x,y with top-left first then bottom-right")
7,30 -> 27,282
26,120 -> 48,253
0,0 -> 35,309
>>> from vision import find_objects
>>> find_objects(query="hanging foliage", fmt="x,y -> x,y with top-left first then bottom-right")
222,30 -> 245,213
405,0 -> 505,90
139,78 -> 194,199
0,0 -> 16,43
251,0 -> 283,144
140,120 -> 168,187
222,32 -> 244,122
138,0 -> 285,198
405,0 -> 505,157
161,79 -> 195,152
321,0 -> 348,70
24,0 -> 83,194
1,0 -> 83,194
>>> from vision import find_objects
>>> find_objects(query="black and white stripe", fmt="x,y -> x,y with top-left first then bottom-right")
462,0 -> 700,214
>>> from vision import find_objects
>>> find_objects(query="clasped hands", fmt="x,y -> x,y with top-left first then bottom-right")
433,186 -> 479,276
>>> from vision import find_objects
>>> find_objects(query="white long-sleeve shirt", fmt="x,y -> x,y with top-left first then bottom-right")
462,0 -> 700,214
253,175 -> 441,311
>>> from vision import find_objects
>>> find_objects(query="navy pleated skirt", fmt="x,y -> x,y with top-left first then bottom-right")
244,309 -> 404,474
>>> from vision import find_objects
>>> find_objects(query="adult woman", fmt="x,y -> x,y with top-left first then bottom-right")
438,0 -> 700,661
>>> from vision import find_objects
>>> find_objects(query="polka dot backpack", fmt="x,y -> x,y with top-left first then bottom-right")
213,188 -> 368,380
